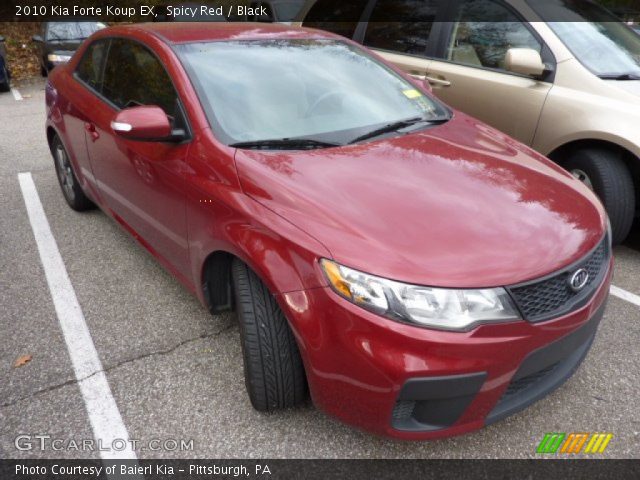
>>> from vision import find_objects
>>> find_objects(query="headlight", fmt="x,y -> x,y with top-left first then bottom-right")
48,54 -> 72,63
321,259 -> 521,331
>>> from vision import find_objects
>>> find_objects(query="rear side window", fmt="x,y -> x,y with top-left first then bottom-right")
302,0 -> 369,39
75,40 -> 108,91
363,0 -> 439,55
101,39 -> 178,116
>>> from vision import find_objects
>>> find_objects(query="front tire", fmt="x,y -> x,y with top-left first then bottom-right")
232,259 -> 306,411
51,135 -> 95,211
563,148 -> 635,245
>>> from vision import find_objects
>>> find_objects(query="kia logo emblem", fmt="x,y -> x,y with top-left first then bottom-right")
569,268 -> 590,292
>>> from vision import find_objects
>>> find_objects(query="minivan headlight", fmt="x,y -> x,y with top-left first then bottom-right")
321,259 -> 521,331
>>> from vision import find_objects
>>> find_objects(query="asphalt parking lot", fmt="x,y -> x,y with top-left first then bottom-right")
1,79 -> 639,460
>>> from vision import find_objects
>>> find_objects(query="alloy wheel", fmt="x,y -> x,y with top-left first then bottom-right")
570,168 -> 594,191
55,144 -> 75,202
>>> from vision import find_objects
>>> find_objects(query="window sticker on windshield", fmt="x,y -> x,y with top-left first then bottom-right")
402,89 -> 423,99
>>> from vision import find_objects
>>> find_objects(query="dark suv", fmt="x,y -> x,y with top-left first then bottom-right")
0,34 -> 9,92
33,21 -> 105,76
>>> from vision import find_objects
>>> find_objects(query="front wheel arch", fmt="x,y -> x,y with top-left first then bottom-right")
201,250 -> 236,314
548,140 -> 638,244
547,139 -> 640,199
200,251 -> 309,410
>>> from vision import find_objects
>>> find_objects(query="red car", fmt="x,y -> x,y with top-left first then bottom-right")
45,23 -> 612,440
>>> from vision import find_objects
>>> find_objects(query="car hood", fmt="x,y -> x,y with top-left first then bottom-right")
235,114 -> 606,288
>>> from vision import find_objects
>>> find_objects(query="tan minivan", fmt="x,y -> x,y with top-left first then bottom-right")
299,0 -> 640,244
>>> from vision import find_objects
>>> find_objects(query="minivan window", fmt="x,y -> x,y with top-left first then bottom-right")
302,0 -> 369,39
363,0 -> 438,55
249,1 -> 274,22
46,22 -> 105,41
527,0 -> 640,78
447,0 -> 542,70
179,39 -> 449,145
75,40 -> 107,90
101,39 -> 178,116
273,1 -> 304,22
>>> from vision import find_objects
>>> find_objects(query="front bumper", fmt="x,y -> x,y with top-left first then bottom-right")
279,259 -> 612,440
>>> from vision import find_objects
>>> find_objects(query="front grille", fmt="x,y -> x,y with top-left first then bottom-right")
507,235 -> 609,322
391,400 -> 415,420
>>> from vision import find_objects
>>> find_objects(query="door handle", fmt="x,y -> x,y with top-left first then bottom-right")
408,71 -> 426,80
425,76 -> 451,87
85,123 -> 100,141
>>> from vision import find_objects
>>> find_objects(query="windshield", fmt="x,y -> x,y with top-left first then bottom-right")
178,39 -> 449,146
46,22 -> 106,41
527,0 -> 640,77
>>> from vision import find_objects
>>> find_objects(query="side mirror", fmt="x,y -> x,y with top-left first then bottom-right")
505,48 -> 546,78
111,106 -> 177,142
0,36 -> 5,43
32,35 -> 43,43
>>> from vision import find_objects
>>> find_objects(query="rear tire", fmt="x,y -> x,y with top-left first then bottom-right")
563,148 -> 635,245
51,135 -> 95,211
231,259 -> 306,411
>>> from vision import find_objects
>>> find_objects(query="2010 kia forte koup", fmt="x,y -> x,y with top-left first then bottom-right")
45,23 -> 612,439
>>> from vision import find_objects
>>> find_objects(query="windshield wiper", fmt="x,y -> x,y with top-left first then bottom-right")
598,73 -> 640,80
348,116 -> 449,145
230,138 -> 342,150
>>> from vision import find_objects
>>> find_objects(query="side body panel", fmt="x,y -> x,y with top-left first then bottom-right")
532,58 -> 640,160
46,66 -> 103,204
183,129 -> 331,301
423,60 -> 552,145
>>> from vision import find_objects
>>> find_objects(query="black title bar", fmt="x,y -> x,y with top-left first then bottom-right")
0,0 -> 639,22
1,459 -> 640,480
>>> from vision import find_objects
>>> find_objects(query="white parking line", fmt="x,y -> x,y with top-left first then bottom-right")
611,285 -> 640,307
11,87 -> 23,101
18,172 -> 138,463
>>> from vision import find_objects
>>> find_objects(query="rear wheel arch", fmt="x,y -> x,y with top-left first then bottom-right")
46,126 -> 58,151
47,126 -> 92,192
50,132 -> 95,211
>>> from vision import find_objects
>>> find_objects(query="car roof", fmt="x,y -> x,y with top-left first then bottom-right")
119,22 -> 335,45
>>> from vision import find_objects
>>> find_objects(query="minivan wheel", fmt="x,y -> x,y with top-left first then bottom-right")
563,148 -> 635,245
51,135 -> 95,211
231,259 -> 307,411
